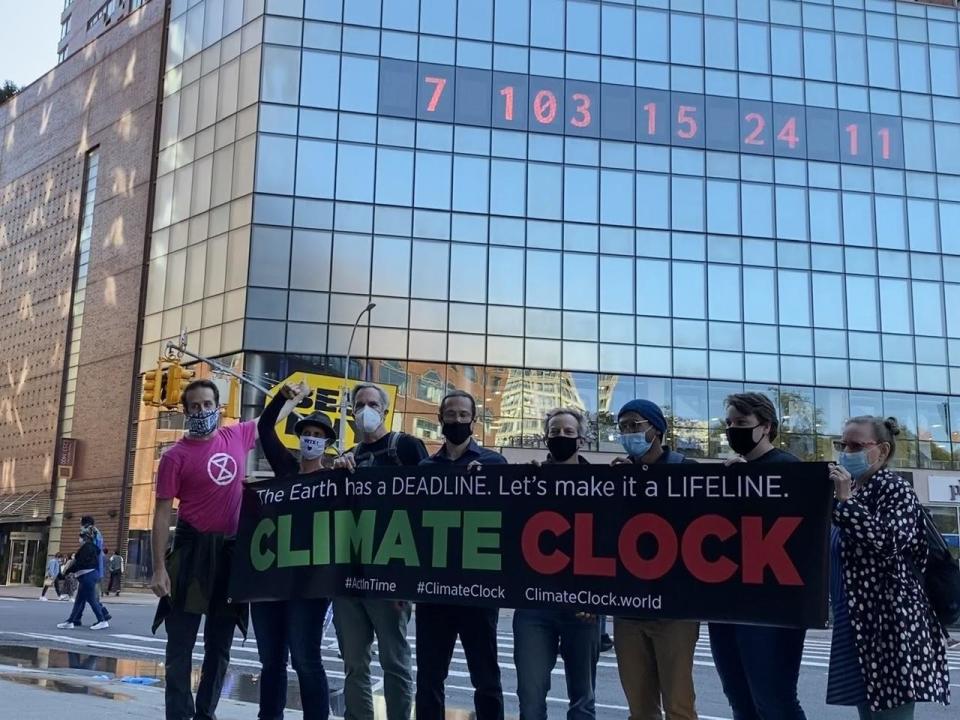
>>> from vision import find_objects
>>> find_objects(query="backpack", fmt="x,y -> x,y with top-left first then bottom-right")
912,506 -> 960,626
353,432 -> 403,467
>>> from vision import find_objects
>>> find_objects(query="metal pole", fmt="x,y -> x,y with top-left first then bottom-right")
165,341 -> 273,395
339,303 -> 376,454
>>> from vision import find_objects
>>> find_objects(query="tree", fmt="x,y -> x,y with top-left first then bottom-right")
0,80 -> 20,103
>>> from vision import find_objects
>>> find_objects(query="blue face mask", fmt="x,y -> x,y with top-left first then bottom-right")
621,432 -> 653,458
838,450 -> 871,479
186,408 -> 219,437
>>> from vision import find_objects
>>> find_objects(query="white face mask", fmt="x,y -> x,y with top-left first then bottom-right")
356,406 -> 383,434
299,436 -> 327,460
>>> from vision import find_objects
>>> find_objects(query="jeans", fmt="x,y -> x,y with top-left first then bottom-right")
613,618 -> 699,720
333,597 -> 413,720
709,623 -> 807,720
252,598 -> 331,720
857,703 -> 915,720
41,577 -> 64,598
513,609 -> 600,720
107,570 -> 122,594
164,605 -> 238,720
414,603 -> 503,720
66,572 -> 107,625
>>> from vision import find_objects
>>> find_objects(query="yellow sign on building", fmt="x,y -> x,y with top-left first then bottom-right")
265,372 -> 399,451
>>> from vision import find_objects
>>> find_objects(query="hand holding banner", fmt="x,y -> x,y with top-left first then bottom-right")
230,462 -> 832,628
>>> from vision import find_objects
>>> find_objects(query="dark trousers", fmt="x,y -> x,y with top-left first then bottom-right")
164,604 -> 238,720
41,577 -> 63,598
66,572 -> 107,625
414,603 -> 503,720
107,570 -> 122,594
708,623 -> 807,720
251,598 -> 331,720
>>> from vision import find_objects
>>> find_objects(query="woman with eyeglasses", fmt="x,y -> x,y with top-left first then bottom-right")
513,407 -> 602,720
828,416 -> 950,719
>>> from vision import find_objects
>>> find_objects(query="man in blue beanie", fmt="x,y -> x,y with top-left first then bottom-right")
611,398 -> 700,720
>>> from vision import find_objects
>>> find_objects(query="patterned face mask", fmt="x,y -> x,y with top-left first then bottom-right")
186,408 -> 219,437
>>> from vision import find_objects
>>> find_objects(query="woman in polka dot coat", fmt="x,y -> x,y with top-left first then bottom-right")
828,416 -> 950,718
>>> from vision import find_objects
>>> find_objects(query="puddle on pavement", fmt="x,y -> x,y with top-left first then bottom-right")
0,673 -> 131,700
0,645 -> 335,713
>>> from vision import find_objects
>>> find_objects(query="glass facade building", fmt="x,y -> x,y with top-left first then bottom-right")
132,0 -> 960,563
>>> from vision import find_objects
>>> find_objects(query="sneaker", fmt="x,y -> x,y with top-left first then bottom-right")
57,622 -> 79,629
90,621 -> 109,630
58,595 -> 69,601
40,596 -> 48,601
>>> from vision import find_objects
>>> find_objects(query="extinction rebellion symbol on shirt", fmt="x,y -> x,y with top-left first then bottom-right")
208,453 -> 238,486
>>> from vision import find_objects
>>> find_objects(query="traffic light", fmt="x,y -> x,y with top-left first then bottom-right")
165,362 -> 196,409
142,364 -> 165,407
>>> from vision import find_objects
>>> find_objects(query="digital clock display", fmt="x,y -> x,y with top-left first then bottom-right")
378,59 -> 905,168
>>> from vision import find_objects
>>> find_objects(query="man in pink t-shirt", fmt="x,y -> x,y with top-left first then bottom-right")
151,378 -> 259,720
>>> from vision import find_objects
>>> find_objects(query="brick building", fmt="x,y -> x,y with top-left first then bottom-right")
0,0 -> 163,585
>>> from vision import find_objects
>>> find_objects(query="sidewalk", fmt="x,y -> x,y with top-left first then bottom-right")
0,584 -> 157,605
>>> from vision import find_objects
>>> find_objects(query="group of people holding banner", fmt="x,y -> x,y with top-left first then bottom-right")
149,377 -> 951,720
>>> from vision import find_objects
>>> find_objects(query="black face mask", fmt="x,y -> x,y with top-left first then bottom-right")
726,425 -> 762,456
442,421 -> 473,446
546,436 -> 579,462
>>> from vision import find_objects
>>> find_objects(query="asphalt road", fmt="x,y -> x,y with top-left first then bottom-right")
0,596 -> 957,719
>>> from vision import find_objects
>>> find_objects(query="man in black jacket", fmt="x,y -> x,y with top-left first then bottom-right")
57,526 -> 109,630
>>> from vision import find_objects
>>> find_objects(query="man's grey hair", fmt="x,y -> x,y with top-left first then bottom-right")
352,382 -> 390,412
543,407 -> 592,440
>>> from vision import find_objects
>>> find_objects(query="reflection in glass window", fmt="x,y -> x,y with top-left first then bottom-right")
636,259 -> 670,316
913,281 -> 944,337
899,43 -> 930,94
705,18 -> 736,70
566,1 -> 598,55
336,144 -> 375,202
600,170 -> 633,227
565,167 -> 598,223
673,263 -> 705,320
775,187 -> 807,241
411,241 -> 449,300
636,9 -> 668,62
420,0 -> 455,36
494,0 -> 528,45
601,4 -> 633,58
262,45 -> 302,105
526,250 -> 561,309
934,123 -> 960,176
741,184 -> 773,238
743,268 -> 776,324
836,34 -> 866,86
528,163 -> 562,220
452,156 -> 489,213
778,271 -> 810,327
491,159 -> 526,217
845,276 -> 879,332
842,193 -> 874,248
376,148 -> 414,206
672,178 -> 704,232
450,245 -> 487,303
414,152 -> 452,209
563,253 -> 597,311
600,257 -> 632,314
489,247 -> 523,305
257,135 -> 296,195
300,50 -> 339,108
812,274 -> 845,330
771,27 -> 802,77
739,22 -> 769,74
708,265 -> 740,322
332,234 -> 371,293
671,14 -> 703,66
637,173 -> 669,229
930,47 -> 959,97
458,0 -> 491,41
339,56 -> 379,112
382,0 -> 417,31
879,280 -> 911,334
372,237 -> 411,297
707,181 -> 740,235
531,0 -> 563,50
907,199 -> 939,253
868,38 -> 899,90
875,196 -> 906,249
804,31 -> 835,81
903,120 -> 935,173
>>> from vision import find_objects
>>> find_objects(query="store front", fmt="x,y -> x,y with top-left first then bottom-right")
927,475 -> 960,564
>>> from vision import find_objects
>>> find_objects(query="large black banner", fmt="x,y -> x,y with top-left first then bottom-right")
230,463 -> 832,628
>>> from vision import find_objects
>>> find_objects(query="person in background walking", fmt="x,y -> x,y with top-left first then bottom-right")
40,553 -> 63,601
416,389 -> 506,720
611,399 -> 700,720
107,550 -> 124,596
253,380 -> 337,720
332,382 -> 425,720
827,416 -> 950,719
57,527 -> 109,630
708,392 -> 806,720
514,407 -> 601,720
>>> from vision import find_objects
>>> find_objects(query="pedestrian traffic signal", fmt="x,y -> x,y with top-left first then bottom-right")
165,362 -> 195,409
141,365 -> 166,407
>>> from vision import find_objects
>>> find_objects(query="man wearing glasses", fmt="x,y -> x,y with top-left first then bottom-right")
414,389 -> 506,720
611,399 -> 701,720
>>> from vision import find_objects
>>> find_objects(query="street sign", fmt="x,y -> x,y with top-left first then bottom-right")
57,438 -> 77,468
265,373 -> 399,451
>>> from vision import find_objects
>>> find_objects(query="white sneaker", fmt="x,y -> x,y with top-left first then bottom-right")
57,622 -> 78,629
58,595 -> 69,601
90,621 -> 109,630
40,596 -> 48,601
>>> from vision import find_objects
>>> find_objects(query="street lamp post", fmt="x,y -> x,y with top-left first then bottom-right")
338,302 -> 376,454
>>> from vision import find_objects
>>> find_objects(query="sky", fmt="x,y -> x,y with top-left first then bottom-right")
0,0 -> 64,89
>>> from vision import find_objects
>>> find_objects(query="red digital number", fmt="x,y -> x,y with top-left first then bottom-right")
845,123 -> 859,156
677,105 -> 698,139
499,86 -> 514,121
533,89 -> 558,125
570,92 -> 591,128
877,127 -> 890,160
642,102 -> 657,135
744,112 -> 766,145
424,76 -> 447,112
777,117 -> 799,149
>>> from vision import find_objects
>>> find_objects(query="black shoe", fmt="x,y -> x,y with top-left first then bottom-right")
600,634 -> 614,652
